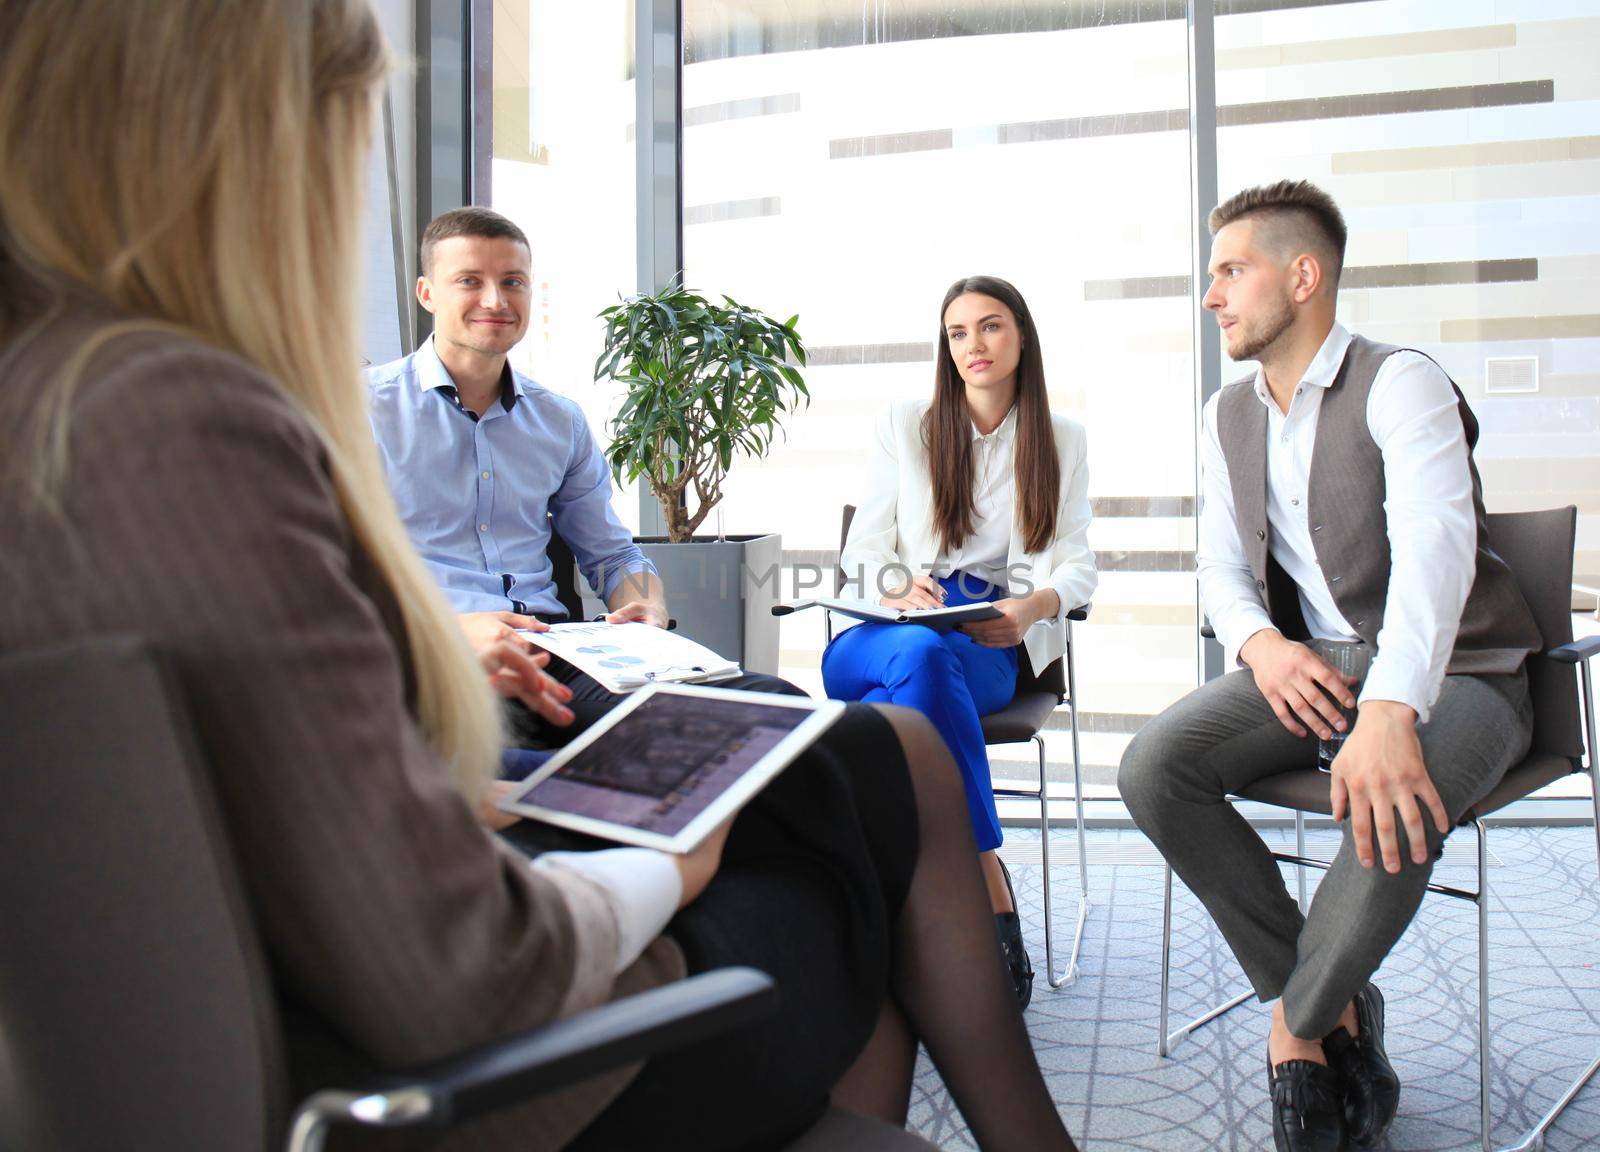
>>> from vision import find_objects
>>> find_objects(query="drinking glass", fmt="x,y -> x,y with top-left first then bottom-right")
1315,639 -> 1369,773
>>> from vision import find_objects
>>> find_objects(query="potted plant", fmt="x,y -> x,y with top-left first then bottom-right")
588,282 -> 809,672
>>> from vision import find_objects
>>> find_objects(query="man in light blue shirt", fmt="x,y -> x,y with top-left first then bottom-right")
369,207 -> 796,746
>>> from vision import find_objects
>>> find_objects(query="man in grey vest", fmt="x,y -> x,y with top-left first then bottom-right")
1119,180 -> 1540,1152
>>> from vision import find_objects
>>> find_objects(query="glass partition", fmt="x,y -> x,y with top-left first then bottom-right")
681,2 -> 1200,798
1213,0 -> 1600,582
490,0 -> 643,531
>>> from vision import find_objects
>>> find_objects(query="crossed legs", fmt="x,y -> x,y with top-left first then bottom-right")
1119,668 -> 1532,1143
1120,668 -> 1530,1036
840,705 -> 1076,1151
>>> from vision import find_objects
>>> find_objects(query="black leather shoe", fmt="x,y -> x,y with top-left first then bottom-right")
994,859 -> 1033,1010
1268,1057 -> 1348,1152
1324,984 -> 1400,1149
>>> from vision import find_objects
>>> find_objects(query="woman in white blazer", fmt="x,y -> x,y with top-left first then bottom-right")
825,276 -> 1097,1007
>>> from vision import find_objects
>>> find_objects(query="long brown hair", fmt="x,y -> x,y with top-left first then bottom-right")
0,0 -> 502,794
924,275 -> 1059,556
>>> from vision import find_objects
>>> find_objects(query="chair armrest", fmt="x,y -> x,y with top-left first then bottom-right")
1550,635 -> 1600,664
1067,604 -> 1090,622
1200,623 -> 1216,640
311,967 -> 778,1136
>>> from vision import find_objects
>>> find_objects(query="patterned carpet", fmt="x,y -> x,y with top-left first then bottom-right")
908,827 -> 1600,1151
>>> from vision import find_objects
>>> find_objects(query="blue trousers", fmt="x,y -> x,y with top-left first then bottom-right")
821,572 -> 1016,851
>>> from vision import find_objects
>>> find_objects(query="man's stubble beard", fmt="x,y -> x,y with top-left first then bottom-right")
1226,292 -> 1296,363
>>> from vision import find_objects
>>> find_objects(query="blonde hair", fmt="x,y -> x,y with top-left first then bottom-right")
0,0 -> 502,793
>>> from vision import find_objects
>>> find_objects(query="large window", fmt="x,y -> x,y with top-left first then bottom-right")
490,0 -> 643,530
1212,0 -> 1600,578
483,0 -> 1599,804
680,3 -> 1199,797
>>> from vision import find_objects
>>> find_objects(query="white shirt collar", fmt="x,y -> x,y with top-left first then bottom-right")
970,404 -> 1018,443
1250,321 -> 1352,409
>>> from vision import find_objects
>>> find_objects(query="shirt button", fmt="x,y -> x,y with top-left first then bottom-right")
478,523 -> 489,533
1291,498 -> 1300,507
1281,434 -> 1289,442
481,470 -> 491,480
1296,387 -> 1303,395
1256,529 -> 1266,541
1255,579 -> 1266,590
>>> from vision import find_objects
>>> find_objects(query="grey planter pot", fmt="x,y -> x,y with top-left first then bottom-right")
579,534 -> 782,675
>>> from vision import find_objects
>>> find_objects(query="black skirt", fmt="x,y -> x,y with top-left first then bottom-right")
532,702 -> 920,1152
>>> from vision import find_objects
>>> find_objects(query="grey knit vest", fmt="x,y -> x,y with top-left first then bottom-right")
1215,333 -> 1540,675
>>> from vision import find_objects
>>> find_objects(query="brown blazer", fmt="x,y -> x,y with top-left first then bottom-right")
0,296 -> 684,1150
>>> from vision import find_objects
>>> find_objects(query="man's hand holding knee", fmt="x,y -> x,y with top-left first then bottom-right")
1329,700 -> 1448,874
1239,629 -> 1357,741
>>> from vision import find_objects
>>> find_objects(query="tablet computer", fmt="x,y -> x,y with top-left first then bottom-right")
496,682 -> 846,853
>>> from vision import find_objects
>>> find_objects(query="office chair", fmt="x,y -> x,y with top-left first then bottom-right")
830,505 -> 1092,988
1155,507 -> 1600,1152
0,637 -> 934,1152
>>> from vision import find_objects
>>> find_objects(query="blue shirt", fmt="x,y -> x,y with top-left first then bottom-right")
366,337 -> 654,617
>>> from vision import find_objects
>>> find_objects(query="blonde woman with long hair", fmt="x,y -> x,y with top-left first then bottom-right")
0,3 -> 1079,1149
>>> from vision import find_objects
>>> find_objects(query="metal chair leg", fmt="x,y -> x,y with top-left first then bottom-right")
1295,810 -> 1308,914
1046,630 -> 1091,989
1477,819 -> 1492,1152
1493,707 -> 1600,1152
1158,864 -> 1172,1057
1038,731 -> 1057,987
1042,732 -> 1087,989
1157,862 -> 1253,1057
1497,1053 -> 1600,1152
1584,659 -> 1599,879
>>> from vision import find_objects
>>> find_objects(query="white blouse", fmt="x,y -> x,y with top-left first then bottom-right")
843,399 -> 1097,676
940,405 -> 1017,587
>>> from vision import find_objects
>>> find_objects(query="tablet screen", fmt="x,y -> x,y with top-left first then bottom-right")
505,686 -> 838,847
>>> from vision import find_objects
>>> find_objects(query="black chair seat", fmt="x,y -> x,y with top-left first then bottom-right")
1468,752 -> 1579,821
981,691 -> 1060,745
1234,752 -> 1582,823
1235,769 -> 1337,815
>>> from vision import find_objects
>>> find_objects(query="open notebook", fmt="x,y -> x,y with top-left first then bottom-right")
519,621 -> 741,693
773,597 -> 1001,633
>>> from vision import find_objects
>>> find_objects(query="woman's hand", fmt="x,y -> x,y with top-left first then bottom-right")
674,818 -> 734,909
476,779 -> 524,831
481,637 -> 575,728
459,610 -> 545,657
958,596 -> 1040,648
879,573 -> 945,612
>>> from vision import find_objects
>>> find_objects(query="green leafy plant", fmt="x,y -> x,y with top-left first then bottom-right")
594,282 -> 809,543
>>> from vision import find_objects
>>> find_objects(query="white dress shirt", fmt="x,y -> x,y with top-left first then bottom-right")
1196,322 -> 1477,722
941,405 -> 1018,586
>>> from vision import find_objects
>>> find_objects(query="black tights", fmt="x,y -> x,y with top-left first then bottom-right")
565,704 -> 1075,1152
867,706 -> 1078,1152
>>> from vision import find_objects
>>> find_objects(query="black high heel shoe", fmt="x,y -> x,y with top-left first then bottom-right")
994,858 -> 1034,1010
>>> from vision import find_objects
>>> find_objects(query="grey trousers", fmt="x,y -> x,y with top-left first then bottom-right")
1118,665 -> 1532,1039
